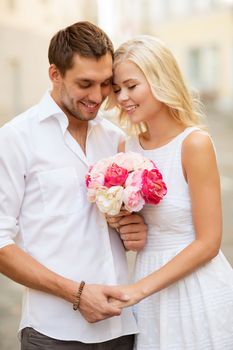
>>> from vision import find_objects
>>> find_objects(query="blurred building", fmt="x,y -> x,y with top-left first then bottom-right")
151,0 -> 233,113
1,0 -> 233,125
101,0 -> 233,113
0,0 -> 97,124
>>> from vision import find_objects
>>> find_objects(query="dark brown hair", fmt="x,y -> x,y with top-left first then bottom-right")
48,21 -> 114,76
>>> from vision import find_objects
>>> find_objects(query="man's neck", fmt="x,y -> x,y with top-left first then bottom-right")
67,120 -> 88,154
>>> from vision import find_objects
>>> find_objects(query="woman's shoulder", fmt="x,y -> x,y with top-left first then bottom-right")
182,129 -> 213,153
182,129 -> 217,173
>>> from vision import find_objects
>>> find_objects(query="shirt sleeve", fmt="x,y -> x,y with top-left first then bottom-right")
0,124 -> 28,249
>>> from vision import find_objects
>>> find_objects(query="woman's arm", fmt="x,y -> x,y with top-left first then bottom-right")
112,131 -> 222,306
117,139 -> 126,152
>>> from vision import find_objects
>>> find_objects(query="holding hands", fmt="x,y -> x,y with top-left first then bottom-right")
77,282 -> 143,323
109,283 -> 143,310
77,283 -> 131,323
77,210 -> 147,323
77,209 -> 147,323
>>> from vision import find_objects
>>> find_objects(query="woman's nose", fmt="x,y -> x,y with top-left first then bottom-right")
117,90 -> 129,104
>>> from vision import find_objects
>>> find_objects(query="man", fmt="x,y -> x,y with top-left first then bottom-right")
0,22 -> 147,349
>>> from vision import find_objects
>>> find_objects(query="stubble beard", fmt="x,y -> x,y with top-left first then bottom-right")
62,100 -> 92,122
60,88 -> 101,122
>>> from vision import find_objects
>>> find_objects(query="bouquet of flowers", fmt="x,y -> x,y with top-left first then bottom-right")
85,152 -> 167,216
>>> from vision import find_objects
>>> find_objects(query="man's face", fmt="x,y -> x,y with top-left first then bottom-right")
52,53 -> 113,122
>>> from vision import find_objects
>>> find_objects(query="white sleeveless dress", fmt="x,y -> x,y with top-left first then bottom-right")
125,127 -> 233,350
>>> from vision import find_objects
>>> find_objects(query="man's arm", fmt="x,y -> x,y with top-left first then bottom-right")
0,244 -> 74,300
0,244 -> 128,322
0,125 -> 127,323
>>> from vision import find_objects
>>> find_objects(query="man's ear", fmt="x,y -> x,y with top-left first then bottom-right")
49,64 -> 62,83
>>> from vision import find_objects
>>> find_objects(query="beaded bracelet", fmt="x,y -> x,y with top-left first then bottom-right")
73,281 -> 85,311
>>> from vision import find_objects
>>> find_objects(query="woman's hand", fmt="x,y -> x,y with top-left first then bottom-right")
109,283 -> 143,309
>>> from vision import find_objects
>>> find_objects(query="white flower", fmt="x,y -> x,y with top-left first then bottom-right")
95,186 -> 124,215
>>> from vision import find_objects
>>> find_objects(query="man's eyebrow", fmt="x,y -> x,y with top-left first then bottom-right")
75,76 -> 113,83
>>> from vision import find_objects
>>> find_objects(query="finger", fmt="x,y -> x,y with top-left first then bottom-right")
124,240 -> 146,251
120,233 -> 145,241
108,210 -> 131,218
106,218 -> 121,230
85,306 -> 122,323
105,287 -> 130,302
108,221 -> 120,228
106,305 -> 122,316
109,299 -> 128,309
118,214 -> 144,225
119,224 -> 147,234
119,209 -> 132,216
106,216 -> 119,223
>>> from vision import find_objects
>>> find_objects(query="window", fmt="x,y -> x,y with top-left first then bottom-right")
188,48 -> 201,88
188,46 -> 219,101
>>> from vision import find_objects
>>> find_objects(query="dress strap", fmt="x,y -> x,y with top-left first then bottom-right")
178,126 -> 201,143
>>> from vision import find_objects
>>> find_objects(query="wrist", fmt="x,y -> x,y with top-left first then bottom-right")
73,281 -> 85,311
55,277 -> 79,304
135,280 -> 150,301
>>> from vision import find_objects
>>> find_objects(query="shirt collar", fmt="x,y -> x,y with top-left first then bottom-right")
38,90 -> 66,121
38,90 -> 104,132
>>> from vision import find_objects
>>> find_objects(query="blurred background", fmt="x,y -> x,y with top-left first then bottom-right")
0,0 -> 233,348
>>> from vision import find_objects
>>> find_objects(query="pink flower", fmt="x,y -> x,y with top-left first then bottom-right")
123,186 -> 145,212
85,151 -> 167,216
104,163 -> 128,188
114,152 -> 155,171
125,169 -> 144,190
86,173 -> 105,189
85,166 -> 93,187
141,169 -> 167,205
86,171 -> 105,202
89,158 -> 114,181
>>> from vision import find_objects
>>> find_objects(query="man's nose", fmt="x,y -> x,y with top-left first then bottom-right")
88,86 -> 103,104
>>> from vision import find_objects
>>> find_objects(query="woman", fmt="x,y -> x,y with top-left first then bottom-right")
107,36 -> 233,349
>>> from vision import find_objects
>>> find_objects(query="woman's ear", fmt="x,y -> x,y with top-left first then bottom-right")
48,64 -> 62,83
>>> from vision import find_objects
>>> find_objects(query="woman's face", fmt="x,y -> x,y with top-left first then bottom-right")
113,60 -> 165,124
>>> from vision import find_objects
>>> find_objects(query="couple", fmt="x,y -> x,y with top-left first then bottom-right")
0,21 -> 233,350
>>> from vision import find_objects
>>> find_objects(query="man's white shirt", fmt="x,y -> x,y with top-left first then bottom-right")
0,91 -> 138,342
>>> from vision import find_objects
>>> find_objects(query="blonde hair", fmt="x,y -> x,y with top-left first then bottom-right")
106,35 -> 205,133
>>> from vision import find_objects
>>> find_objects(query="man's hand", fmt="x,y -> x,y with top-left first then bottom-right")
106,212 -> 147,252
118,214 -> 147,251
106,210 -> 131,229
78,284 -> 130,323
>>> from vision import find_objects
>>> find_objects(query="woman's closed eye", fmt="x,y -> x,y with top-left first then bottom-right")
128,85 -> 136,90
113,85 -> 136,94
